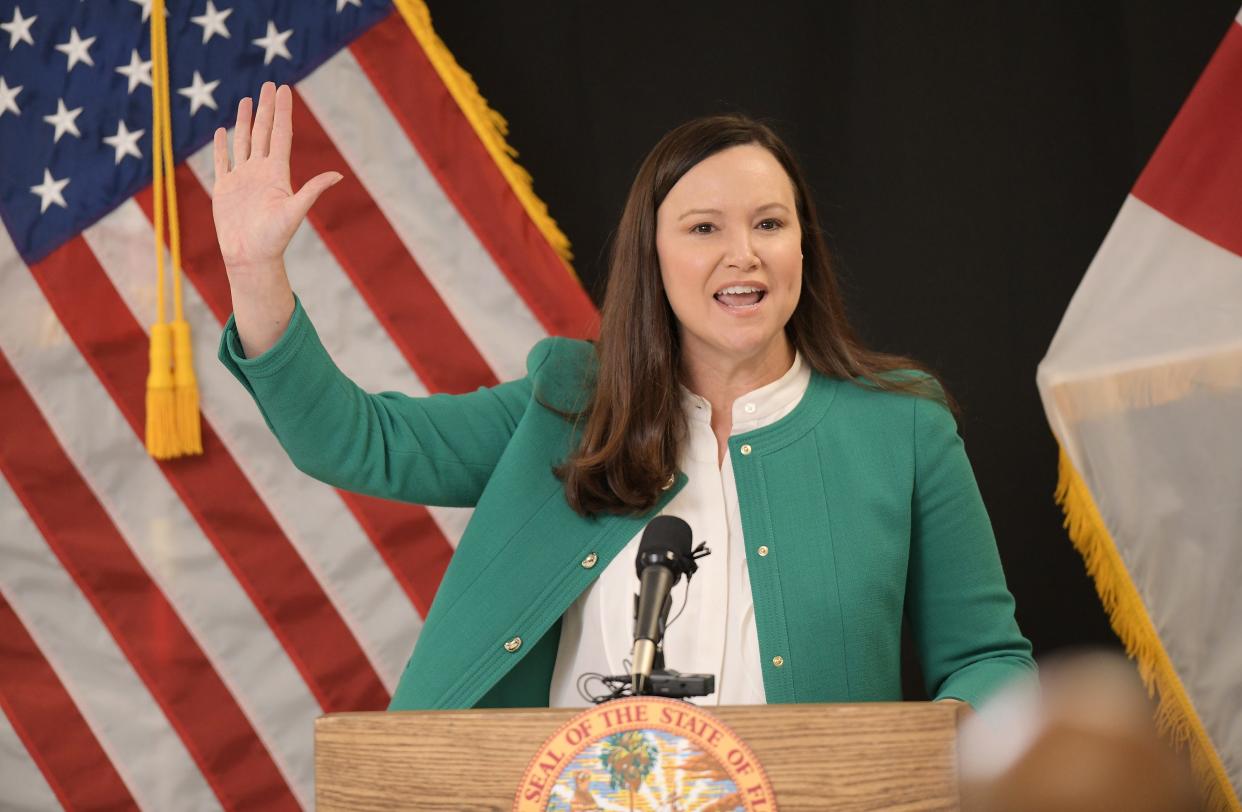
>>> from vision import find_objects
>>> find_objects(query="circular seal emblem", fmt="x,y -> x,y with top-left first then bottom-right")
514,696 -> 775,811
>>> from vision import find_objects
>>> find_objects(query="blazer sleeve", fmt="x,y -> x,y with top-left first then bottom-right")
906,391 -> 1037,707
218,296 -> 552,508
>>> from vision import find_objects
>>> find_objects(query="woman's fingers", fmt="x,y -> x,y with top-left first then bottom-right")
269,84 -> 293,165
289,170 -> 344,221
250,81 -> 277,159
212,127 -> 229,182
233,96 -> 252,162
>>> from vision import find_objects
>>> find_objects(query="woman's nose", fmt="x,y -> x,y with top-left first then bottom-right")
723,231 -> 759,271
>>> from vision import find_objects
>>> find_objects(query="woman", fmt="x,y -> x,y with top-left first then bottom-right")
213,82 -> 1034,712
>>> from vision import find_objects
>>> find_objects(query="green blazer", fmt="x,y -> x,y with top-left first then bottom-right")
220,299 -> 1035,711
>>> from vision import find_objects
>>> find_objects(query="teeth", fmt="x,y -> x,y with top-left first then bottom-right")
717,285 -> 763,295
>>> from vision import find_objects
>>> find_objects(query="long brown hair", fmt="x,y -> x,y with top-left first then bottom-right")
558,114 -> 951,516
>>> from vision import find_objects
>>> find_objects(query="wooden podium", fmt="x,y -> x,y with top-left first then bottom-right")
316,702 -> 962,810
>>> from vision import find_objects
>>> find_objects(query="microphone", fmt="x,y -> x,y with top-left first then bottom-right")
631,515 -> 693,694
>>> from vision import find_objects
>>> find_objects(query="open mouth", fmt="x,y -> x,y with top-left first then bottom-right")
713,285 -> 767,309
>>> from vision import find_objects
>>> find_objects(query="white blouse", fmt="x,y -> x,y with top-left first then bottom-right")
548,352 -> 812,707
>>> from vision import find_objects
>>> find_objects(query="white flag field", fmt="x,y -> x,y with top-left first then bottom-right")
1038,7 -> 1242,811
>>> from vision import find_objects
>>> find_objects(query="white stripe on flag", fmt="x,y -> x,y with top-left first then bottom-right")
0,701 -> 63,812
298,47 -> 548,382
83,199 -> 424,691
0,475 -> 218,811
1041,196 -> 1242,382
1038,196 -> 1242,455
0,240 -> 316,808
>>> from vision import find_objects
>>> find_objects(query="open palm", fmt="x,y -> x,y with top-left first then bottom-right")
212,82 -> 340,272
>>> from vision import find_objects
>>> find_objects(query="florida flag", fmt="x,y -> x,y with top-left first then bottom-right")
0,0 -> 595,808
1038,8 -> 1242,811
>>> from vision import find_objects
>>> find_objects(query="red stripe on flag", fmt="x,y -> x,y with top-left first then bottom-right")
29,237 -> 389,714
289,88 -> 500,394
1133,21 -> 1242,259
351,13 -> 599,339
0,350 -> 297,811
0,590 -> 136,811
337,492 -> 453,619
141,168 -> 454,620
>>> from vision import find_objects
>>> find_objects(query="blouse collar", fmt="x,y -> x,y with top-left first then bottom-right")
682,351 -> 812,433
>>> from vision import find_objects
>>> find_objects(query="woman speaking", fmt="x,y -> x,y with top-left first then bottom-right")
212,81 -> 1034,712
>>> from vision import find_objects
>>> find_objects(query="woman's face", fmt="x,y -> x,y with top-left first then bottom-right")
655,144 -> 802,370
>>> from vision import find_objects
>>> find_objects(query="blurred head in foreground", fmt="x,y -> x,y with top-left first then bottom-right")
958,651 -> 1200,812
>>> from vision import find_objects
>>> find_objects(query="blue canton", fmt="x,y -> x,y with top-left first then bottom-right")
0,0 -> 391,265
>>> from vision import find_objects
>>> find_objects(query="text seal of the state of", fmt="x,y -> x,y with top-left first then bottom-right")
514,696 -> 776,811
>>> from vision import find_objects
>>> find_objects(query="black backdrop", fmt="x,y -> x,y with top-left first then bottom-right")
423,1 -> 1238,692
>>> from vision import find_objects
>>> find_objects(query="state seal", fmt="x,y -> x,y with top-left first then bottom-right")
514,696 -> 775,811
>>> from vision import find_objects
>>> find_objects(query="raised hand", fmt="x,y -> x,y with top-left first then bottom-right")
211,81 -> 341,277
212,82 -> 341,357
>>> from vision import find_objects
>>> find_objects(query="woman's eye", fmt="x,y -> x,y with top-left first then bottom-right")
757,218 -> 783,231
691,223 -> 715,234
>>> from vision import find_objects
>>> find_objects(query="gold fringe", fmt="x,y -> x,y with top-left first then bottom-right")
1055,445 -> 1240,812
389,0 -> 575,269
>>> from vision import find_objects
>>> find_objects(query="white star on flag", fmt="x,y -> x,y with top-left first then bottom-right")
1,5 -> 36,49
43,98 -> 83,142
115,49 -> 153,94
30,168 -> 69,213
178,70 -> 220,114
191,1 -> 232,44
103,120 -> 144,164
252,20 -> 293,65
336,0 -> 362,12
127,0 -> 163,23
0,77 -> 21,118
55,26 -> 96,71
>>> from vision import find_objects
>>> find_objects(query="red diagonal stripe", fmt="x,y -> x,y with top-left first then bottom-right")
29,236 -> 389,714
0,589 -> 136,812
0,349 -> 296,811
351,13 -> 599,340
289,88 -> 500,394
140,166 -> 454,619
1133,20 -> 1242,259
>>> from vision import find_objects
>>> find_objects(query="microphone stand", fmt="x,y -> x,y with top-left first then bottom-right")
629,594 -> 714,700
589,548 -> 716,703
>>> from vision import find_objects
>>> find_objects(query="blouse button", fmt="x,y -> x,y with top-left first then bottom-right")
757,545 -> 769,557
504,637 -> 522,653
580,552 -> 598,569
772,655 -> 785,668
743,402 -> 756,414
740,444 -> 752,456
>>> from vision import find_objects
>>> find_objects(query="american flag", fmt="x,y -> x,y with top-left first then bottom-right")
0,0 -> 596,808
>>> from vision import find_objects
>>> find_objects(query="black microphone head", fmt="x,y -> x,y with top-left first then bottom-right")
635,515 -> 693,580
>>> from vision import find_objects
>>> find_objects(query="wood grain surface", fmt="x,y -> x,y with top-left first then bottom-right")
315,702 -> 961,811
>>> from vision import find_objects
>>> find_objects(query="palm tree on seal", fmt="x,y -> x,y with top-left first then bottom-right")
600,730 -> 658,812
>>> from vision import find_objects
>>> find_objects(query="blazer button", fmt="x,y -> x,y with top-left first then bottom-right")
771,655 -> 785,668
580,552 -> 598,569
504,637 -> 522,653
740,444 -> 752,456
757,545 -> 769,557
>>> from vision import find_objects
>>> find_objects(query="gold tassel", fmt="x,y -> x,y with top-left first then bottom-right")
144,0 -> 202,459
145,322 -> 179,459
1054,445 -> 1240,812
171,319 -> 201,455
